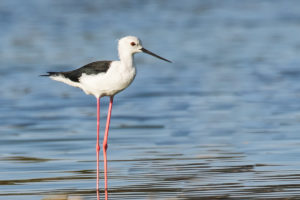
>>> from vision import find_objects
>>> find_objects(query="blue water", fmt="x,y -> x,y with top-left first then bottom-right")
1,0 -> 300,199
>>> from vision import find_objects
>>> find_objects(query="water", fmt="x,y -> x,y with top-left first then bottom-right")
1,0 -> 300,199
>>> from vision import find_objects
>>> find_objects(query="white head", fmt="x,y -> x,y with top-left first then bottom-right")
118,36 -> 143,55
118,36 -> 171,63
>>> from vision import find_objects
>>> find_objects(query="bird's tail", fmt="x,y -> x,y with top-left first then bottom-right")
40,72 -> 60,77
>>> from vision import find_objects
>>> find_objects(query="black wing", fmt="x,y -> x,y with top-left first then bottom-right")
42,61 -> 112,82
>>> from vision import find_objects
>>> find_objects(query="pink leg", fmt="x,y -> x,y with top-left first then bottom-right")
103,96 -> 114,200
97,188 -> 100,200
96,97 -> 101,193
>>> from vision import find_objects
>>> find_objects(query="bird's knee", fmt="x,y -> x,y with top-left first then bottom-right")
96,144 -> 100,152
103,143 -> 108,151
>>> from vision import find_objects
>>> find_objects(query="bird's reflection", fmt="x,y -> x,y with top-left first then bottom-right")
97,188 -> 108,200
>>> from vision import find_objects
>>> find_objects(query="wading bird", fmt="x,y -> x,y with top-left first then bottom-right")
41,36 -> 171,199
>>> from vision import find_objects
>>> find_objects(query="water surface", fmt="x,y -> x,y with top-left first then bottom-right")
1,0 -> 300,199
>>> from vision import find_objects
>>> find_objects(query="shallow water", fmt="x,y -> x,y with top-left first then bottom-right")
1,0 -> 300,199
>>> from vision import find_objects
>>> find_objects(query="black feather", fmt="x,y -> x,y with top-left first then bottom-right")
41,61 -> 112,82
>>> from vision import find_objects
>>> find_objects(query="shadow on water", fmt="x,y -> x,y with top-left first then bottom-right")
2,0 -> 300,200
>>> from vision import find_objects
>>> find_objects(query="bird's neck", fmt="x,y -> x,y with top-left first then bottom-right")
119,52 -> 135,68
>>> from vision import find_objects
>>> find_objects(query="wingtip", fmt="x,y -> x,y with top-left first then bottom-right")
40,72 -> 59,77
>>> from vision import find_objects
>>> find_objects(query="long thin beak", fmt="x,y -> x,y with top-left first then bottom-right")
141,48 -> 172,63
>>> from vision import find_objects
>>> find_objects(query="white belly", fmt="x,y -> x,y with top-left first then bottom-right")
79,61 -> 136,97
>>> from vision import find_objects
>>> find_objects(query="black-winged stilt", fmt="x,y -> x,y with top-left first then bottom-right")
42,36 -> 171,199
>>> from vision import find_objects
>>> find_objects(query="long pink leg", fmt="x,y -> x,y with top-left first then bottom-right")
103,96 -> 114,200
96,97 -> 101,193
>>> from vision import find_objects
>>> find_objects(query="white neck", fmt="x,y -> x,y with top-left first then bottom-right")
118,48 -> 135,67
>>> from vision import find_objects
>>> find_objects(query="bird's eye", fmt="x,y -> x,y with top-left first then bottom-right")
130,42 -> 136,46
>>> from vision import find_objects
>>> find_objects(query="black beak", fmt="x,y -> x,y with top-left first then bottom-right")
141,48 -> 172,63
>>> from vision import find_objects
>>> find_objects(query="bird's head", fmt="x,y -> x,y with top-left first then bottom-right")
118,36 -> 171,63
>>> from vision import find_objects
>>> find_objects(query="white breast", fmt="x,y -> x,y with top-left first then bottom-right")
79,61 -> 136,98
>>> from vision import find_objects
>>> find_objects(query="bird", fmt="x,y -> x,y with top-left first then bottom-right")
41,36 -> 171,199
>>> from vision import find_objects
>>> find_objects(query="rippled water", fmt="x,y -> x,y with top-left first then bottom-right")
1,0 -> 300,199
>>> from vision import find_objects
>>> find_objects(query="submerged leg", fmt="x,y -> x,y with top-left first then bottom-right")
103,96 -> 114,199
96,97 -> 101,191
